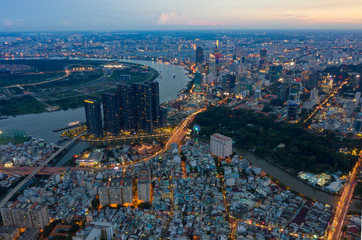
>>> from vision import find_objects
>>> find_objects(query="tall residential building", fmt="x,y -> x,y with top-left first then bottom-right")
122,177 -> 133,204
137,167 -> 150,202
98,179 -> 124,207
108,179 -> 123,206
159,107 -> 168,127
195,46 -> 204,65
102,92 -> 121,135
132,83 -> 153,132
1,201 -> 50,229
210,133 -> 233,158
84,99 -> 102,136
98,182 -> 110,207
148,81 -> 160,128
90,222 -> 114,240
118,84 -> 135,131
117,81 -> 160,133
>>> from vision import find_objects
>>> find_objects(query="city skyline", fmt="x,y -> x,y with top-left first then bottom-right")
1,0 -> 362,31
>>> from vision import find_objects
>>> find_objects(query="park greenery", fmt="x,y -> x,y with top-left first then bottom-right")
192,107 -> 359,174
108,65 -> 159,83
0,59 -> 159,116
0,95 -> 46,116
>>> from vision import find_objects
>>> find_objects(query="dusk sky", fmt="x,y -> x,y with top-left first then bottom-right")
1,0 -> 362,31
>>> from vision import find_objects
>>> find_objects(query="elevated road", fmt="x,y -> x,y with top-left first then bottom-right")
126,108 -> 206,166
0,106 -> 207,208
327,152 -> 362,240
0,132 -> 85,208
0,166 -> 102,175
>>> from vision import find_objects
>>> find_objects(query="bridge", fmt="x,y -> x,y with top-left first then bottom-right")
0,132 -> 86,208
0,166 -> 103,175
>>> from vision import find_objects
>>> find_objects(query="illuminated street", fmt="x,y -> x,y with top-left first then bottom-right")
327,151 -> 362,240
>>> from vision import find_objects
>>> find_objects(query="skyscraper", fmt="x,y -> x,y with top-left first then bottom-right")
148,81 -> 160,128
84,99 -> 103,136
195,46 -> 204,65
222,74 -> 236,94
132,83 -> 153,132
117,81 -> 160,133
102,92 -> 121,135
259,48 -> 268,68
118,84 -> 135,132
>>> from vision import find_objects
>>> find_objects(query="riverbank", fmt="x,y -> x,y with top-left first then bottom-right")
193,135 -> 362,211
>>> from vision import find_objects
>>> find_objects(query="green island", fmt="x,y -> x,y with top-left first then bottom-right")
0,59 -> 159,115
192,106 -> 361,174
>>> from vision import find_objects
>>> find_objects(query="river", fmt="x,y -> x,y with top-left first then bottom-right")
236,149 -> 362,211
2,59 -> 361,211
0,59 -> 190,165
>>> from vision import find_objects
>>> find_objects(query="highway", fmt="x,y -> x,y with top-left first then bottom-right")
4,68 -> 71,89
123,107 -> 207,167
0,166 -> 103,175
327,151 -> 362,240
0,132 -> 86,208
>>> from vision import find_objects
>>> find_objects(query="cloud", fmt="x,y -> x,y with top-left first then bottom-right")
157,12 -> 186,25
156,12 -> 226,26
61,20 -> 72,26
2,19 -> 24,27
4,19 -> 13,26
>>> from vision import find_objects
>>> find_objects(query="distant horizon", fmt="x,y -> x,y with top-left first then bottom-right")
1,28 -> 362,34
1,0 -> 362,32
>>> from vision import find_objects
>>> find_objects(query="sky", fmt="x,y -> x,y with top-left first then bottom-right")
1,0 -> 362,31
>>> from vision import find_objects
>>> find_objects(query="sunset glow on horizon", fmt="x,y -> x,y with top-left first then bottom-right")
1,0 -> 362,31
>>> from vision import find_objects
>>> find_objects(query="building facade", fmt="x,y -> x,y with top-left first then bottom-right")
102,92 -> 121,135
84,99 -> 103,136
210,133 -> 233,158
137,168 -> 150,202
1,201 -> 50,229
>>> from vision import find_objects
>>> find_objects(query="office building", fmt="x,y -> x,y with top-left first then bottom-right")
137,167 -> 150,202
222,74 -> 236,94
259,49 -> 267,68
84,100 -> 102,136
195,46 -> 204,65
354,114 -> 362,132
194,72 -> 202,92
287,101 -> 299,121
269,65 -> 283,82
277,84 -> 287,101
310,88 -> 319,101
210,133 -> 233,158
1,201 -> 50,229
102,92 -> 121,135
